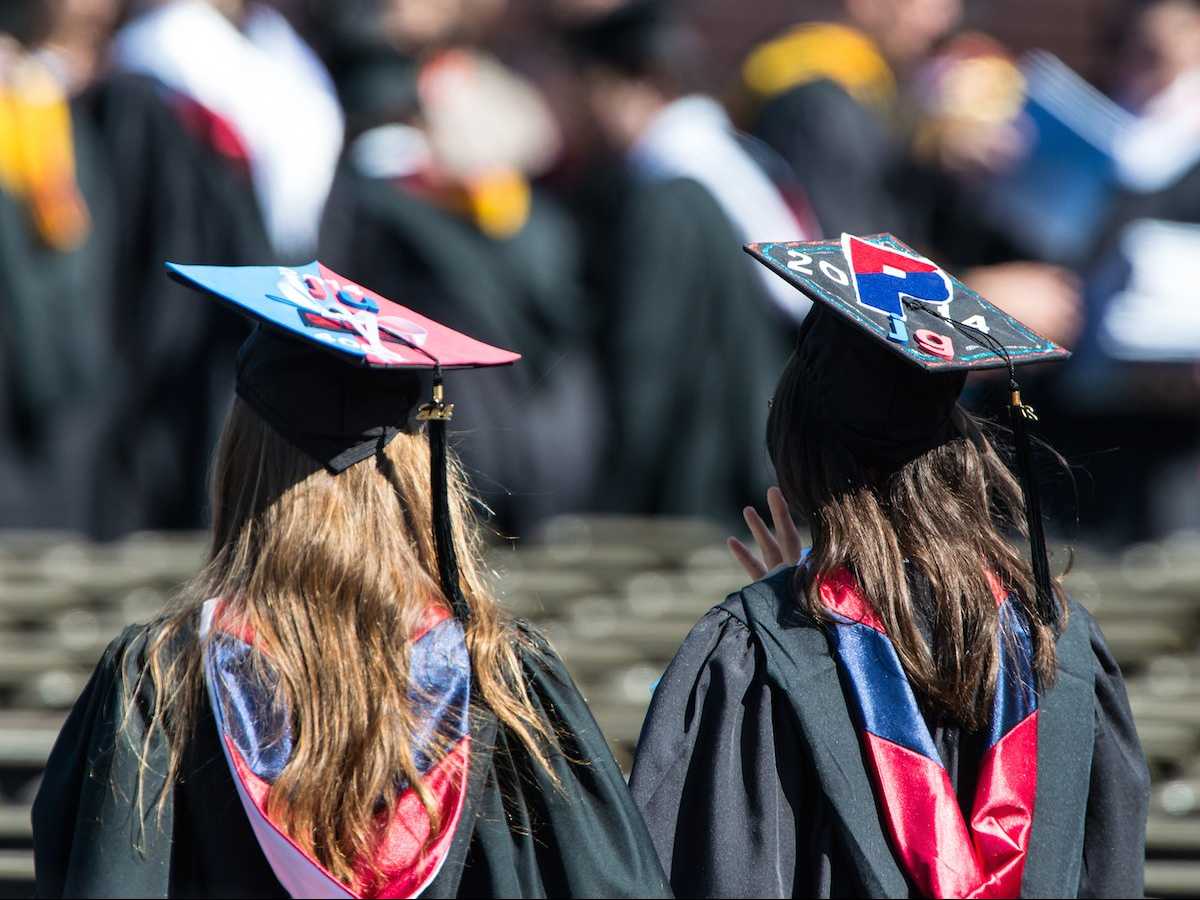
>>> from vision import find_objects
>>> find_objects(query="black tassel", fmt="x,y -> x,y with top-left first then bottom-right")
1008,386 -> 1057,629
420,372 -> 471,621
901,298 -> 1061,630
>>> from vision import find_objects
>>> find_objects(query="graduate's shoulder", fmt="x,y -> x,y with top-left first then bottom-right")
1062,595 -> 1107,641
499,620 -> 626,760
1058,596 -> 1129,682
37,621 -> 180,769
503,618 -> 603,716
636,567 -> 825,747
89,617 -> 195,694
650,564 -> 825,687
715,564 -> 821,636
508,618 -> 568,677
93,622 -> 155,676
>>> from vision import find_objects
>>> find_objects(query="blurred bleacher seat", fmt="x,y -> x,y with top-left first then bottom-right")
1,521 -> 1198,897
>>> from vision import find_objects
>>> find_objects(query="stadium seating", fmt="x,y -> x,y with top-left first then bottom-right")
1,521 -> 1198,897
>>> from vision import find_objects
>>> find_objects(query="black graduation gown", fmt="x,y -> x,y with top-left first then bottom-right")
630,566 -> 1151,899
593,173 -> 791,523
0,94 -> 115,533
32,623 -> 671,899
73,73 -> 271,537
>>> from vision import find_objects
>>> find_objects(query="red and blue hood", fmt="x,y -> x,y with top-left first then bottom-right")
199,598 -> 471,898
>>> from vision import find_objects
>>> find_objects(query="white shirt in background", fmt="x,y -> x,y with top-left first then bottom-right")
630,94 -> 813,321
111,0 -> 344,258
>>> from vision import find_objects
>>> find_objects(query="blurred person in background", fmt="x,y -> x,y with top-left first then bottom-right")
3,0 -> 278,537
316,0 -> 603,533
738,0 -> 953,237
1108,0 -> 1200,227
110,0 -> 342,260
38,0 -> 119,91
0,0 -> 112,533
1038,0 -> 1200,542
562,0 -> 793,523
71,0 -> 274,536
737,0 -> 1083,350
565,4 -> 818,323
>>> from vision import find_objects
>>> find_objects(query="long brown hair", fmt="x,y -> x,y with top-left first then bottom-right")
129,399 -> 555,884
768,356 -> 1067,730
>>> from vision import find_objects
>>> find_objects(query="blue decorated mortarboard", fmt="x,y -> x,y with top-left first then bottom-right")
167,260 -> 521,621
166,261 -> 520,370
745,233 -> 1068,632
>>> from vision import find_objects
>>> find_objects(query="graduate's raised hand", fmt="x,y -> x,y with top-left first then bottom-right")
727,486 -> 804,580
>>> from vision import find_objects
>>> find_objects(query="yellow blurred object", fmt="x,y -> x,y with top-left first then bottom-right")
0,55 -> 90,251
466,168 -> 531,240
911,43 -> 1027,170
937,56 -> 1025,124
742,23 -> 897,114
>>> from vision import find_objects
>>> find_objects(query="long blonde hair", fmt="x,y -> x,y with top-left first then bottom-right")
130,398 -> 554,884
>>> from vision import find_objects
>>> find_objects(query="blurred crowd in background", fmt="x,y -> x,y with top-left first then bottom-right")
2,0 -> 1200,547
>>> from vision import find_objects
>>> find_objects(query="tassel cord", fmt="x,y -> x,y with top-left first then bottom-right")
421,368 -> 471,621
902,298 -> 1058,627
1008,396 -> 1056,625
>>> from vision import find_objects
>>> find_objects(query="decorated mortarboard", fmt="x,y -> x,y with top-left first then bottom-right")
745,232 -> 1069,371
166,260 -> 521,621
745,233 -> 1070,629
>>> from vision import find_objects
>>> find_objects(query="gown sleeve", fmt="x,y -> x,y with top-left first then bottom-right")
1077,614 -> 1152,899
629,606 -> 806,899
31,626 -> 173,899
445,627 -> 673,899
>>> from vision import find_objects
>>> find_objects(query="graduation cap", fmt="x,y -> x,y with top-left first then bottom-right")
745,233 -> 1070,627
166,261 -> 520,621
